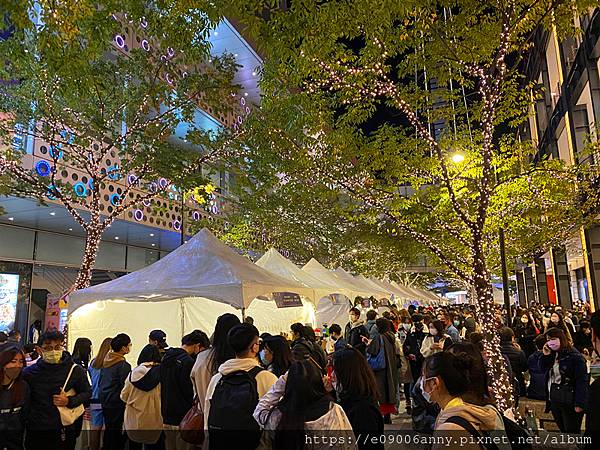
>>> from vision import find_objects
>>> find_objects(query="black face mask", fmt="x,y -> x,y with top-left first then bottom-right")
414,322 -> 424,330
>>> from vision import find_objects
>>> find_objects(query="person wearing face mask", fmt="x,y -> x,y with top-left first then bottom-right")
344,308 -> 369,355
23,331 -> 91,450
403,314 -> 427,414
441,313 -> 460,343
420,320 -> 452,358
514,313 -> 538,357
545,311 -> 575,342
396,317 -> 413,412
160,330 -> 209,450
541,328 -> 588,434
422,352 -> 510,450
573,320 -> 594,356
259,335 -> 292,377
99,333 -> 133,450
0,345 -> 29,450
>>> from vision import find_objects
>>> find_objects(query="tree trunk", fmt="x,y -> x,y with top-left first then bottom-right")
73,228 -> 103,290
472,271 -> 514,412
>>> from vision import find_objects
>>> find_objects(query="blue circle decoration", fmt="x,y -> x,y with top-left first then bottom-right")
46,184 -> 59,200
35,160 -> 51,177
49,144 -> 63,160
88,178 -> 94,190
73,182 -> 87,197
107,165 -> 120,180
109,193 -> 121,206
59,130 -> 75,144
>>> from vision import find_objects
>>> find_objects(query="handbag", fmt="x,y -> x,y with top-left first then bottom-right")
367,337 -> 386,371
549,383 -> 575,405
57,364 -> 85,426
180,395 -> 204,445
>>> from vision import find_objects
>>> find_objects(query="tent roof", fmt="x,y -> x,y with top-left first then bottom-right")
353,274 -> 390,299
256,249 -> 342,302
302,259 -> 357,300
368,277 -> 407,299
69,228 -> 313,314
333,268 -> 377,298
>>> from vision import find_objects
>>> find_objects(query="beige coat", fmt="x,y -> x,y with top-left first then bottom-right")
120,363 -> 162,445
190,347 -> 215,411
433,401 -> 510,450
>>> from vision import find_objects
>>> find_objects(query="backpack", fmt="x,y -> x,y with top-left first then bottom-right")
445,412 -> 533,450
208,367 -> 264,450
367,336 -> 386,371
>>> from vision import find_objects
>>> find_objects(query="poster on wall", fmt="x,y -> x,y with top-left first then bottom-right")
0,273 -> 19,333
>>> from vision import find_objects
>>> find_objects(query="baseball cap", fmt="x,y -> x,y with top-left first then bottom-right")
149,329 -> 168,348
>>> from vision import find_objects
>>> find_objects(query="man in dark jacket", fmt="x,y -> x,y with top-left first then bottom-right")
499,327 -> 528,397
344,308 -> 369,354
160,330 -> 209,450
99,333 -> 132,450
403,314 -> 427,383
23,330 -> 90,450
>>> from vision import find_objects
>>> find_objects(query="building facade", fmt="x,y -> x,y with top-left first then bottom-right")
516,8 -> 600,310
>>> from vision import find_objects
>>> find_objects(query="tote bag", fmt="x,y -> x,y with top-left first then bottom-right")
57,364 -> 85,426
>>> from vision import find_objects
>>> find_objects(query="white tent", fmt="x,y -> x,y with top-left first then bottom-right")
302,259 -> 358,327
354,274 -> 390,300
368,277 -> 407,301
256,249 -> 341,303
333,268 -> 378,299
68,229 -> 315,362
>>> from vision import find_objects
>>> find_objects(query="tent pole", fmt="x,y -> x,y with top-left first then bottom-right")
180,299 -> 185,341
241,307 -> 246,322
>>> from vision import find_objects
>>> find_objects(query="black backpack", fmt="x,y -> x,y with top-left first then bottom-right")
208,366 -> 264,450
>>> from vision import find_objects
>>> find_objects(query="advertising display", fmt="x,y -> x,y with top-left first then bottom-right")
272,291 -> 303,308
0,273 -> 20,333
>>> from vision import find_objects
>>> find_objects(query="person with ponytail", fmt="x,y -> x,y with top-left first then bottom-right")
253,359 -> 355,450
0,345 -> 29,450
422,352 -> 510,450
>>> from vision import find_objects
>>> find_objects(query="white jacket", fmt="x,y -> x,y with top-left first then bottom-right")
254,374 -> 356,450
203,357 -> 278,431
191,347 -> 215,411
421,335 -> 450,358
120,363 -> 162,444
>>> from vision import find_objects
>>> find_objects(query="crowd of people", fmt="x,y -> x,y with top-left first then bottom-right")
0,301 -> 599,450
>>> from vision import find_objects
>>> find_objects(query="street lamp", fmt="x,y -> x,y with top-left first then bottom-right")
451,153 -> 465,164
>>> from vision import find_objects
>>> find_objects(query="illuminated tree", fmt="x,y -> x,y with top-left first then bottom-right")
0,1 -> 239,289
229,0 -> 599,410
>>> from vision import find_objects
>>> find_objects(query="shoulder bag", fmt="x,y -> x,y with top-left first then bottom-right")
180,395 -> 204,445
57,364 -> 85,426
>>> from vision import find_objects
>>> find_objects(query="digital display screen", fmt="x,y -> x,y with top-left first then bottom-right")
0,273 -> 19,332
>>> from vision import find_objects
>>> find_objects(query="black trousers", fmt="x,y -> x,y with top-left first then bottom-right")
550,403 -> 584,434
102,407 -> 127,450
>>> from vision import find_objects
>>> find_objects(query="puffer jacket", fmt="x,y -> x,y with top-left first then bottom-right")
120,363 -> 162,444
433,401 -> 511,450
541,347 -> 589,409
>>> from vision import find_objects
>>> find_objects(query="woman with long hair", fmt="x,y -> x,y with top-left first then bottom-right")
260,336 -> 293,377
420,320 -> 452,358
514,312 -> 539,357
254,359 -> 354,450
88,337 -> 112,450
366,318 -> 399,424
542,328 -> 588,433
545,311 -> 574,341
72,337 -> 93,369
191,313 -> 240,408
333,347 -> 383,450
0,345 -> 29,450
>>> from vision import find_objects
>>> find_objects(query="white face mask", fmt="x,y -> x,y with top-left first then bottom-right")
403,323 -> 411,331
420,376 -> 435,403
429,328 -> 438,336
521,317 -> 529,324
